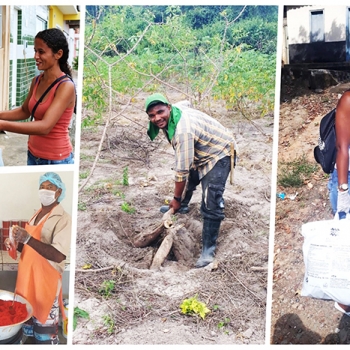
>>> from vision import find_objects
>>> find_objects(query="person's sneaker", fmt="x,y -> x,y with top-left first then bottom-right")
160,205 -> 189,214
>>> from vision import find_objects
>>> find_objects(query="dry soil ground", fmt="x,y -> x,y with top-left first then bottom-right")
270,75 -> 350,344
72,91 -> 274,345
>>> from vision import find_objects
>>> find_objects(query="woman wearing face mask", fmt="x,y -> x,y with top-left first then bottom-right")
0,28 -> 75,165
5,172 -> 71,344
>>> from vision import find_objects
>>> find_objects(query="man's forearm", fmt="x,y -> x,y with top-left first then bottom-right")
26,236 -> 66,263
174,180 -> 186,198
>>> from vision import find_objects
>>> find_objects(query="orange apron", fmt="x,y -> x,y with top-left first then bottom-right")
16,209 -> 66,325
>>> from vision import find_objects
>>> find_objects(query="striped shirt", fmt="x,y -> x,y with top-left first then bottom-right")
165,105 -> 235,182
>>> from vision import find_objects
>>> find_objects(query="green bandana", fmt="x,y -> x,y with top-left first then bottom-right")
146,94 -> 182,141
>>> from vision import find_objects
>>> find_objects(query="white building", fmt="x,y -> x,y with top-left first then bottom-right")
283,5 -> 350,65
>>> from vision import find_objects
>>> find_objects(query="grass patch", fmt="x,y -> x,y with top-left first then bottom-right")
79,171 -> 89,179
99,280 -> 116,297
78,202 -> 87,211
278,154 -> 318,188
80,154 -> 95,162
121,202 -> 136,214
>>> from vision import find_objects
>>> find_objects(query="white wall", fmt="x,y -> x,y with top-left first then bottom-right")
0,170 -> 74,224
287,5 -> 347,44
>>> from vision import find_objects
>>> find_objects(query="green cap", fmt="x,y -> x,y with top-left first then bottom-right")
145,93 -> 169,112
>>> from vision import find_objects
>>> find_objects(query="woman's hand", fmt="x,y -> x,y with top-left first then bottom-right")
337,190 -> 350,214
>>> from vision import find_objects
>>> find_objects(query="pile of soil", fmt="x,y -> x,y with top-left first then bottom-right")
270,76 -> 350,344
73,91 -> 273,344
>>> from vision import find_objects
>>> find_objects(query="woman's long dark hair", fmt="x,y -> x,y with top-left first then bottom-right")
35,28 -> 72,77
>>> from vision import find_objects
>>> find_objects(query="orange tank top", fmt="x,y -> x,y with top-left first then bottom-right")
28,74 -> 74,160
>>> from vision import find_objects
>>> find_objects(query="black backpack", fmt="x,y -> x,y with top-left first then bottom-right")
313,108 -> 336,174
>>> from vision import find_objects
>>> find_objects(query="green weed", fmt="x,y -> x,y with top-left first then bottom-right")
278,154 -> 318,188
78,202 -> 87,211
217,317 -> 230,329
123,166 -> 129,186
80,154 -> 95,162
121,202 -> 135,214
79,171 -> 89,179
99,280 -> 115,297
73,307 -> 90,331
102,315 -> 115,334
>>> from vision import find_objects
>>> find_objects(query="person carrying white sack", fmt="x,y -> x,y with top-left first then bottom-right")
327,90 -> 350,315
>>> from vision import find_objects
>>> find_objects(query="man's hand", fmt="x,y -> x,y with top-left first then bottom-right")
170,180 -> 186,213
12,225 -> 31,244
169,198 -> 181,213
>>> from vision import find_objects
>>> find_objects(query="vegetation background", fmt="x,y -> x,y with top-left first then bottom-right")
82,5 -> 277,128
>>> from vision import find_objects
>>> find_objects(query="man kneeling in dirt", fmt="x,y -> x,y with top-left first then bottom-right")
146,93 -> 236,268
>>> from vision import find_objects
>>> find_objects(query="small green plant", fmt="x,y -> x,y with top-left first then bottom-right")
78,202 -> 87,211
180,295 -> 210,319
79,171 -> 89,179
278,154 -> 318,188
116,299 -> 127,311
121,201 -> 135,214
102,315 -> 115,334
99,280 -> 115,297
217,317 -> 231,329
112,189 -> 124,197
122,166 -> 129,186
73,307 -> 90,331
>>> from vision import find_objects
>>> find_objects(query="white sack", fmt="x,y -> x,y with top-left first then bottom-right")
301,219 -> 350,305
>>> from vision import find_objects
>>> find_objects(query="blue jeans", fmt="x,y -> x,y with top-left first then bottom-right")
22,296 -> 59,344
327,169 -> 350,214
27,151 -> 74,165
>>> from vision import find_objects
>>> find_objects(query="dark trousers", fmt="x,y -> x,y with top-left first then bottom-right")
186,156 -> 231,221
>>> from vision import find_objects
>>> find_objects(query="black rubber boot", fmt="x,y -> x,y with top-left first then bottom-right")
160,191 -> 193,214
195,219 -> 221,268
160,204 -> 189,214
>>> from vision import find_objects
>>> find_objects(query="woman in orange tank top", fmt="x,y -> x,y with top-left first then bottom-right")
0,28 -> 76,165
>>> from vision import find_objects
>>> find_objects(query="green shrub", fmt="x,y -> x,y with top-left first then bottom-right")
278,155 -> 318,188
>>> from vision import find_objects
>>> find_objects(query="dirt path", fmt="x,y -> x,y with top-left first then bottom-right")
270,77 -> 350,344
73,91 -> 273,344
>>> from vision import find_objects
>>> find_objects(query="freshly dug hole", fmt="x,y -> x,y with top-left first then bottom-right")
105,210 -> 203,270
